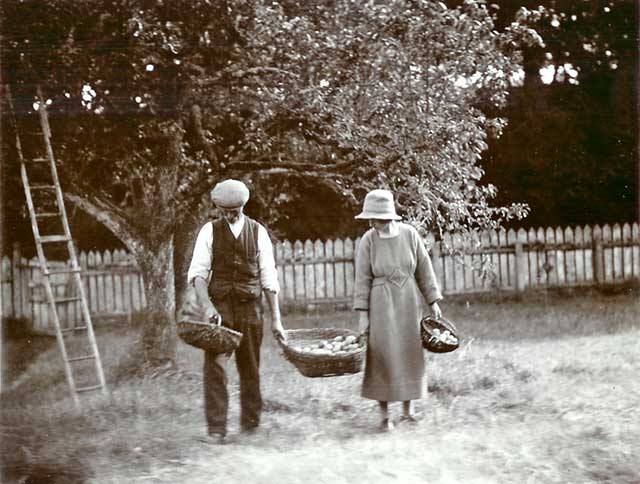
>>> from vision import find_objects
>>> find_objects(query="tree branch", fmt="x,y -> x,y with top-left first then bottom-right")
240,66 -> 301,79
64,191 -> 143,255
189,104 -> 223,173
242,167 -> 358,204
226,158 -> 357,174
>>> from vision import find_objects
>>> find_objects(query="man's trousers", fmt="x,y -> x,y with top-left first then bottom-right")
203,294 -> 263,435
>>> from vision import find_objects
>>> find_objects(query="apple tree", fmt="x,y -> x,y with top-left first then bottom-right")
2,0 -> 542,365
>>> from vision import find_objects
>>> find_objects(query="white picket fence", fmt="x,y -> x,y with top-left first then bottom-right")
274,222 -> 640,305
1,222 -> 639,333
1,248 -> 145,333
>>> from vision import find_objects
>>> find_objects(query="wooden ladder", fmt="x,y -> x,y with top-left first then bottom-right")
6,85 -> 107,405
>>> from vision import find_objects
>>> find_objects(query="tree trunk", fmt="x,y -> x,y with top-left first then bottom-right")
135,235 -> 177,366
66,193 -> 179,366
174,205 -> 212,310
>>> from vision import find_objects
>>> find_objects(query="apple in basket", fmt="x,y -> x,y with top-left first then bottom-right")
431,328 -> 458,345
293,335 -> 364,355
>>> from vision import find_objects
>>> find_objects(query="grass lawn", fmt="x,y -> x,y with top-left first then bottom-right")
1,286 -> 639,484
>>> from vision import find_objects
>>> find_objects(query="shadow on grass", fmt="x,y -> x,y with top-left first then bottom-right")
1,317 -> 57,390
0,410 -> 92,484
441,285 -> 640,342
427,375 -> 498,398
1,460 -> 89,484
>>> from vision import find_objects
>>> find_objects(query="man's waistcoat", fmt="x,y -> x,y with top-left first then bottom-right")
208,217 -> 262,301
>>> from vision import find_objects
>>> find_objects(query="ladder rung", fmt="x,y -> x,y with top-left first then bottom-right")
61,326 -> 88,333
39,235 -> 71,243
35,212 -> 60,218
68,354 -> 96,363
29,280 -> 71,288
76,384 -> 103,393
45,266 -> 82,275
54,296 -> 81,304
30,184 -> 57,190
28,157 -> 50,163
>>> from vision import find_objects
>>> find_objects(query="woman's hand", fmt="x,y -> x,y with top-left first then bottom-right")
358,311 -> 370,335
358,311 -> 369,345
430,302 -> 442,320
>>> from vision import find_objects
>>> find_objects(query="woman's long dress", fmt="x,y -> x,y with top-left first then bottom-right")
353,223 -> 442,401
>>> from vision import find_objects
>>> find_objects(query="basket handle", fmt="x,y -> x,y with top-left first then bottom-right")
422,315 -> 458,333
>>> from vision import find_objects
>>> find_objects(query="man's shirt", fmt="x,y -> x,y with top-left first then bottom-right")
187,215 -> 280,293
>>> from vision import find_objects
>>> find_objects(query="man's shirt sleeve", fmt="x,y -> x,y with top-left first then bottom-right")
257,225 -> 280,293
187,222 -> 214,285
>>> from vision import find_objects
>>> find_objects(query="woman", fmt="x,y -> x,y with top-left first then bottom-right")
353,189 -> 443,431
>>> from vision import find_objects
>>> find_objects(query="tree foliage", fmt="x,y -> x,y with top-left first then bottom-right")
3,0 -> 542,236
2,0 -> 542,363
483,0 -> 637,227
222,0 -> 542,238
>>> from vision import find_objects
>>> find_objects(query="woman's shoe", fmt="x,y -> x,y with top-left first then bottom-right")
379,418 -> 394,432
399,414 -> 422,425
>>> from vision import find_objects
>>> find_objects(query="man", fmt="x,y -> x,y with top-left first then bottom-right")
187,179 -> 286,444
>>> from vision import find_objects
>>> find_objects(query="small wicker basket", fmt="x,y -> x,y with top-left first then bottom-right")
178,318 -> 243,353
421,316 -> 459,353
277,328 -> 366,378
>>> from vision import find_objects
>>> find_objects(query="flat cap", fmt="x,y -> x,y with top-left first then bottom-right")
211,179 -> 250,208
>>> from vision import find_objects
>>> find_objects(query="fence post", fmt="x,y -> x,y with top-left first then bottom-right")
593,234 -> 604,284
12,242 -> 22,318
514,241 -> 525,292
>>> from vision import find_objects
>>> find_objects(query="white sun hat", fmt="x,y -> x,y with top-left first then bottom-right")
354,189 -> 402,220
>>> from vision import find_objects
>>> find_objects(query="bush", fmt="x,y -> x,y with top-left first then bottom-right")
2,316 -> 31,339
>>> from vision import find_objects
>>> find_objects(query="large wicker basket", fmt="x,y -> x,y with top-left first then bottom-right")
421,316 -> 459,353
277,328 -> 366,378
178,318 -> 243,353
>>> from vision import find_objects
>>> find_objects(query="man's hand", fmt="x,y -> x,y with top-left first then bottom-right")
194,277 -> 220,321
264,289 -> 286,342
271,317 -> 287,342
203,299 -> 220,322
